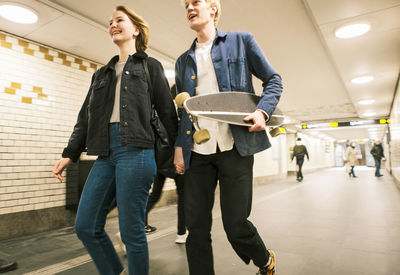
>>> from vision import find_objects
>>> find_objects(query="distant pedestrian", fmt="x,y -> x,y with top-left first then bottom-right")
291,138 -> 309,181
345,142 -> 358,177
370,140 -> 385,177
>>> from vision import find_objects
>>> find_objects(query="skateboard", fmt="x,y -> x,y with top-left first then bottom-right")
175,92 -> 285,145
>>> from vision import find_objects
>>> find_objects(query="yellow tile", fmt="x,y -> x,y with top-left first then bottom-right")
33,86 -> 42,93
90,63 -> 98,70
63,60 -> 71,67
24,48 -> 34,56
18,40 -> 29,47
39,46 -> 48,54
11,82 -> 21,89
22,97 -> 32,104
79,65 -> 87,71
45,54 -> 54,62
0,34 -> 5,40
1,41 -> 12,49
5,88 -> 16,95
38,93 -> 48,99
58,53 -> 66,59
75,58 -> 82,65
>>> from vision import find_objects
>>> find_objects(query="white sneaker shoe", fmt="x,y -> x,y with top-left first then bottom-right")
175,233 -> 187,244
116,232 -> 126,255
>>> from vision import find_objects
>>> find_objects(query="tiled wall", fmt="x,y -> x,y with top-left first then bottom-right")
0,32 -> 101,216
389,78 -> 400,185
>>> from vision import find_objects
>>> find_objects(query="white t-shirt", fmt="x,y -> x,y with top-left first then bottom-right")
192,38 -> 234,155
110,61 -> 126,123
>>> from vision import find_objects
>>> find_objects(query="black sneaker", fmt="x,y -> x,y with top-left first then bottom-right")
0,259 -> 17,273
145,225 -> 157,233
257,250 -> 276,275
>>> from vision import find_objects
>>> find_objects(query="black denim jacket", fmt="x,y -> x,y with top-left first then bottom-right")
62,51 -> 178,162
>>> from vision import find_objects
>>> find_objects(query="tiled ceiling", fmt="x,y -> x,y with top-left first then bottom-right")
1,0 -> 398,141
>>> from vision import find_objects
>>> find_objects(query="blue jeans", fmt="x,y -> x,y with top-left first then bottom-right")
75,123 -> 156,275
375,158 -> 381,176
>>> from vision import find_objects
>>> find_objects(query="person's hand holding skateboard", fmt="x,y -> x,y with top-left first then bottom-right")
243,109 -> 267,132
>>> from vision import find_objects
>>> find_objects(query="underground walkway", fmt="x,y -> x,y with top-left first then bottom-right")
1,167 -> 399,275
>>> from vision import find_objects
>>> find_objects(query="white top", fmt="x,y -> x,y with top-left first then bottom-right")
192,38 -> 234,155
110,61 -> 126,123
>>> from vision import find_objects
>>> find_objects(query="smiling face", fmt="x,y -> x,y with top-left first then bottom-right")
184,0 -> 217,31
108,10 -> 139,45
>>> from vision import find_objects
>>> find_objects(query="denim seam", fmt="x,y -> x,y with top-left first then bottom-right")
91,171 -> 118,273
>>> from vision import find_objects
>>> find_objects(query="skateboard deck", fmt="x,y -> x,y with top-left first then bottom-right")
183,92 -> 284,127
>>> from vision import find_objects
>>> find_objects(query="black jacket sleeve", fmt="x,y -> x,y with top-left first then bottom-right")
147,58 -> 178,145
61,73 -> 95,162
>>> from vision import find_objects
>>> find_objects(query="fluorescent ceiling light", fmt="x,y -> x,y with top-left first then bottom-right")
351,75 -> 374,84
335,23 -> 370,39
362,112 -> 376,117
0,4 -> 38,24
358,99 -> 375,105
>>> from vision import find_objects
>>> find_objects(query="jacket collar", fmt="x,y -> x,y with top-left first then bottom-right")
104,50 -> 148,71
188,28 -> 227,52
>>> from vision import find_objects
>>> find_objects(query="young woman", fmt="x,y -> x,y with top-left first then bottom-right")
53,6 -> 177,275
345,142 -> 358,177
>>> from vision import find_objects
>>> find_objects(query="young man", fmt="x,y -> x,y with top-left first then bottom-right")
370,140 -> 386,177
174,1 -> 283,274
291,138 -> 309,181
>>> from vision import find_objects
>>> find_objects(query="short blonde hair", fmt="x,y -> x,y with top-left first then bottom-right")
183,0 -> 221,27
115,5 -> 149,52
207,0 -> 221,27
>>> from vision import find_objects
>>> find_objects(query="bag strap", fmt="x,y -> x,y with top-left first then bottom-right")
143,58 -> 154,105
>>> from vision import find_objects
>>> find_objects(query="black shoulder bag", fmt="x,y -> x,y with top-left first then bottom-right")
143,59 -> 176,178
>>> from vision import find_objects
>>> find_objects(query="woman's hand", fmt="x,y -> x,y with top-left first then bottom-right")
174,147 -> 185,175
53,158 -> 72,182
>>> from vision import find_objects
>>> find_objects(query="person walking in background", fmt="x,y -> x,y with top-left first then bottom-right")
52,5 -> 177,275
145,173 -> 187,243
174,1 -> 283,274
291,138 -> 309,181
345,142 -> 358,178
370,140 -> 386,177
145,84 -> 187,243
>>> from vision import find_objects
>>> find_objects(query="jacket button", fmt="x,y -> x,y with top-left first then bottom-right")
186,130 -> 191,135
125,71 -> 130,75
191,75 -> 196,80
124,86 -> 128,91
123,122 -> 128,126
122,104 -> 127,108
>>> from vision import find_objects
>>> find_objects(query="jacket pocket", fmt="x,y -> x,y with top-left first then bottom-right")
89,79 -> 108,111
228,57 -> 248,91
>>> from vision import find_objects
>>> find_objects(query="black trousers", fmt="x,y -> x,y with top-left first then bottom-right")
145,172 -> 186,235
296,157 -> 304,179
185,147 -> 268,275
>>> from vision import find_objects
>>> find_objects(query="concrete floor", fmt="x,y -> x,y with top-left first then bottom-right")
1,167 -> 400,275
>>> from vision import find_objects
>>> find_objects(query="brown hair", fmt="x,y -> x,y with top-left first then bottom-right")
115,5 -> 149,51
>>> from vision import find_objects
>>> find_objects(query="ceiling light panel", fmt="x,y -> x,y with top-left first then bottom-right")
351,75 -> 374,84
0,3 -> 38,24
335,23 -> 371,39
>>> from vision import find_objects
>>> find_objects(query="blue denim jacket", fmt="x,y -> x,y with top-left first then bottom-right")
175,29 -> 283,168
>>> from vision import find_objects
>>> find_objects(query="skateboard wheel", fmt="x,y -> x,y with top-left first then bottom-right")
193,129 -> 210,145
175,92 -> 190,108
269,127 -> 282,137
